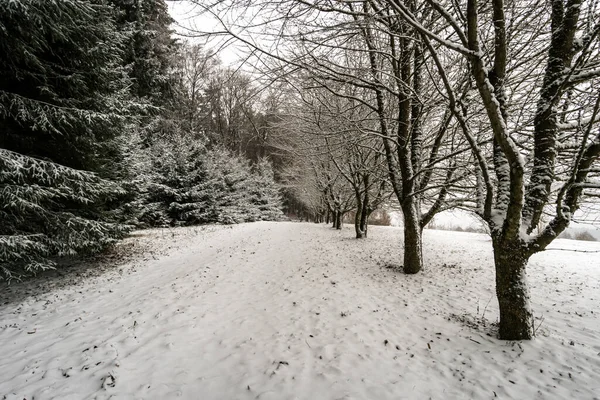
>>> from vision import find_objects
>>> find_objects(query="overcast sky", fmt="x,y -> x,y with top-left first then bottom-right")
167,0 -> 241,66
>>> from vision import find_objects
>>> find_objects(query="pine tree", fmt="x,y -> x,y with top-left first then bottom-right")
140,135 -> 208,226
106,0 -> 185,225
0,0 -> 133,280
201,147 -> 256,224
0,0 -> 132,173
0,150 -> 127,280
110,0 -> 177,102
248,159 -> 285,221
140,137 -> 284,227
109,0 -> 181,143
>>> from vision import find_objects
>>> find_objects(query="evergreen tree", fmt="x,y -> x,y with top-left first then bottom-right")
109,0 -> 181,143
140,137 -> 284,227
110,0 -> 177,102
0,0 -> 131,174
200,147 -> 257,224
0,0 -> 133,280
248,159 -> 285,221
140,135 -> 208,226
106,0 -> 182,225
0,150 -> 127,280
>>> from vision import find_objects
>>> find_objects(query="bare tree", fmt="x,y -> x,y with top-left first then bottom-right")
293,87 -> 391,237
275,100 -> 359,228
387,0 -> 600,339
177,42 -> 219,138
189,0 -> 599,340
191,0 -> 469,272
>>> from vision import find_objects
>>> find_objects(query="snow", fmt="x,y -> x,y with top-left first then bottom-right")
1,222 -> 599,399
422,209 -> 487,232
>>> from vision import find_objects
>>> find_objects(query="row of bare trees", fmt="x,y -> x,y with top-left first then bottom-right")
178,42 -> 283,162
190,0 -> 600,340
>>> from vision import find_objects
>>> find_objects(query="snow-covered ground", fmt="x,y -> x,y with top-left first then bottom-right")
1,222 -> 599,400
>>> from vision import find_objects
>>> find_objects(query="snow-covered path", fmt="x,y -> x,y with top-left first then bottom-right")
1,222 -> 599,399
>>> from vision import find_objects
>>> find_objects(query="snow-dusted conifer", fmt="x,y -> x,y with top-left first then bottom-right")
141,135 -> 208,226
248,159 -> 285,221
0,150 -> 127,280
0,0 -> 134,279
141,138 -> 284,226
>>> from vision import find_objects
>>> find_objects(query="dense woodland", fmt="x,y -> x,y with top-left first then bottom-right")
0,0 -> 286,281
1,0 -> 600,342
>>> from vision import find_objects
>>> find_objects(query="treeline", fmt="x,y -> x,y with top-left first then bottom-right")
0,0 -> 284,280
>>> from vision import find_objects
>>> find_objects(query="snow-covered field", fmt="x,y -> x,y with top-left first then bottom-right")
1,222 -> 599,400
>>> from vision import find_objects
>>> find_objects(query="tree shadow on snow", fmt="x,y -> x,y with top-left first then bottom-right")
0,238 -> 150,308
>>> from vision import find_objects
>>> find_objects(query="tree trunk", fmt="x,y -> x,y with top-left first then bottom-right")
359,181 -> 369,238
360,211 -> 369,238
358,193 -> 369,238
354,208 -> 364,238
354,193 -> 365,238
326,209 -> 330,225
335,210 -> 342,230
402,201 -> 423,274
492,237 -> 533,340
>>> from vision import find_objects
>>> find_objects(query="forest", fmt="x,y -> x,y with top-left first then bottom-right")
1,0 -> 600,348
0,0 -> 286,279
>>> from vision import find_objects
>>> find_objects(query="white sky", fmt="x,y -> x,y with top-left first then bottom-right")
167,0 -> 242,66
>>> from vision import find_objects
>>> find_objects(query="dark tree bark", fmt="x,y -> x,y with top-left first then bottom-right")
492,237 -> 533,340
357,1 -> 425,273
402,199 -> 423,274
353,185 -> 370,239
359,193 -> 369,238
354,207 -> 364,238
334,210 -> 342,230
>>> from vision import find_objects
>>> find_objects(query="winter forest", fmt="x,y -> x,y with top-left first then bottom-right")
1,0 -> 600,399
